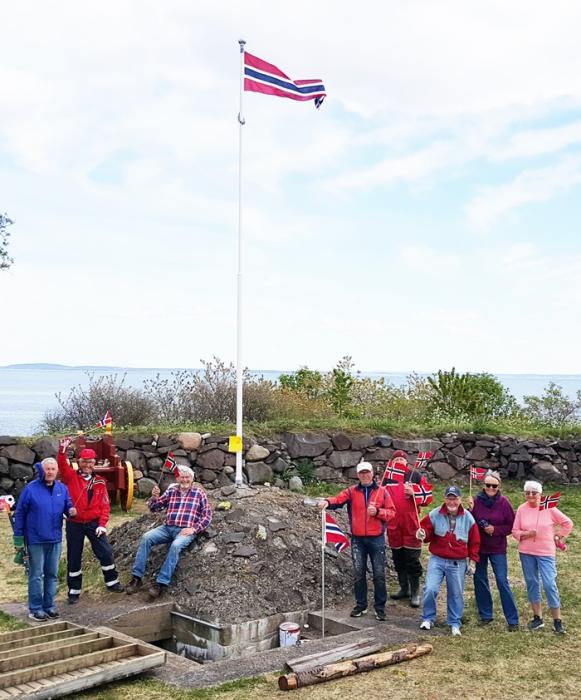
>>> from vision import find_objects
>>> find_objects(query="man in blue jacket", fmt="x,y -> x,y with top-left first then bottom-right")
13,458 -> 75,621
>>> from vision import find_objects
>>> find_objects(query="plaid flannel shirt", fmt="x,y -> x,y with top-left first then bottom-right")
149,484 -> 212,532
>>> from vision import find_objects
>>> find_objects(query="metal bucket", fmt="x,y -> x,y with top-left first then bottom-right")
279,622 -> 301,647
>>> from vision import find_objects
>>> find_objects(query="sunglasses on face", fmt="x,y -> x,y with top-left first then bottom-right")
484,483 -> 499,489
524,491 -> 539,495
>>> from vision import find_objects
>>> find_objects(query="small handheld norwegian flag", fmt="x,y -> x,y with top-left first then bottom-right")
163,452 -> 180,478
96,410 -> 112,429
413,451 -> 433,470
380,459 -> 409,486
324,512 -> 350,553
412,478 -> 433,507
470,466 -> 487,481
540,492 -> 561,511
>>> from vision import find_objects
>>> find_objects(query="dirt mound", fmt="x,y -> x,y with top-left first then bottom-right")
109,486 -> 354,623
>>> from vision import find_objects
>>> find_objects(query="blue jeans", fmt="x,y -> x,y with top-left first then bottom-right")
422,555 -> 466,627
519,553 -> 561,609
351,535 -> 387,612
27,543 -> 62,613
474,553 -> 519,625
132,525 -> 195,586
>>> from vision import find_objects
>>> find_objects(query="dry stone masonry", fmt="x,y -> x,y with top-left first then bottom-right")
0,431 -> 578,498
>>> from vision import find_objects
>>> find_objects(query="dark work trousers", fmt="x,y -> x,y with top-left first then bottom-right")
351,535 -> 387,613
66,520 -> 119,599
392,546 -> 423,579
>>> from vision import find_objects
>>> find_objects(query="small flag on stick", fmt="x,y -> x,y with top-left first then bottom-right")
164,452 -> 180,478
412,478 -> 434,507
413,451 -> 433,470
244,52 -> 326,108
96,410 -> 112,430
470,466 -> 487,481
540,492 -> 561,510
380,460 -> 409,486
324,512 -> 350,553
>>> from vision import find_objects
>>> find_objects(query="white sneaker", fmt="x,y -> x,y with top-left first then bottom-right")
451,625 -> 462,637
419,620 -> 433,630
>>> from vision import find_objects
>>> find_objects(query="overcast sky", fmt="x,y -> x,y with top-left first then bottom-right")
2,1 -> 581,374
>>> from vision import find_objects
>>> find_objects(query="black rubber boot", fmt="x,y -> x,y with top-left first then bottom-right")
409,576 -> 421,608
391,572 -> 410,600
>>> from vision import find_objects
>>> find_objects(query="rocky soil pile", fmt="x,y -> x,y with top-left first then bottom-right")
109,486 -> 354,623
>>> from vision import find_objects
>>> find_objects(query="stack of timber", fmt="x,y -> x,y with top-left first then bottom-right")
279,642 -> 433,690
0,621 -> 165,698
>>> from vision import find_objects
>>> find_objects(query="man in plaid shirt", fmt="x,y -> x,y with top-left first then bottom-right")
126,465 -> 212,599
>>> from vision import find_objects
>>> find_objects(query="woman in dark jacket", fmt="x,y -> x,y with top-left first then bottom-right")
13,459 -> 74,621
468,470 -> 519,630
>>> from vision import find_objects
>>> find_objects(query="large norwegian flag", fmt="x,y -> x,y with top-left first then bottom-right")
244,53 -> 326,108
324,512 -> 350,553
412,478 -> 434,507
540,492 -> 561,510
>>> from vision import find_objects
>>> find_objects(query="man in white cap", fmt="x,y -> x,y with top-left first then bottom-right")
126,465 -> 212,599
319,462 -> 395,621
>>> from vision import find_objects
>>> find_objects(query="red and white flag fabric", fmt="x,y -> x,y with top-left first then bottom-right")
163,452 -> 180,478
412,478 -> 434,507
244,52 -> 326,108
96,410 -> 112,429
380,459 -> 409,486
540,492 -> 561,510
470,466 -> 487,481
324,512 -> 350,553
413,451 -> 433,470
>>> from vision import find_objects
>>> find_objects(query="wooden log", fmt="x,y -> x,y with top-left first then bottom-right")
278,643 -> 433,691
287,639 -> 383,673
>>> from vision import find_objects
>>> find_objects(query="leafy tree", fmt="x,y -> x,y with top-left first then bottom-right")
426,368 -> 518,421
523,382 -> 581,427
0,213 -> 13,270
278,366 -> 323,399
328,356 -> 356,416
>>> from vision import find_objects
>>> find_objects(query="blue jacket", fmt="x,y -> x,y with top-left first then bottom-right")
13,463 -> 73,544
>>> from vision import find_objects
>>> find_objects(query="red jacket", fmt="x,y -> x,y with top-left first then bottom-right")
420,504 -> 480,562
57,453 -> 111,528
327,482 -> 395,537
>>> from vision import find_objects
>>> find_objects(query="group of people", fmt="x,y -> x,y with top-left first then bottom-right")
320,454 -> 573,636
13,437 -> 212,621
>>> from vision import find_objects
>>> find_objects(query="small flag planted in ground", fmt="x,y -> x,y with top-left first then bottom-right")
96,410 -> 112,429
164,452 -> 180,478
470,466 -> 487,481
540,492 -> 561,510
412,478 -> 434,507
324,512 -> 350,553
244,52 -> 326,108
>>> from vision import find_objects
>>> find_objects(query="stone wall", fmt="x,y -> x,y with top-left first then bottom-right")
0,431 -> 578,498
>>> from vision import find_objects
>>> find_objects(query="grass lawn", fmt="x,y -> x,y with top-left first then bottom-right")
1,483 -> 579,699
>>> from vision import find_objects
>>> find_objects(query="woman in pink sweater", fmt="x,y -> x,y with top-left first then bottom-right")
512,480 -> 573,635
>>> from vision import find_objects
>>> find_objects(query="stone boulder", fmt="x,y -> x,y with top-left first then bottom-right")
284,433 -> 332,459
31,437 -> 59,461
270,458 -> 288,474
392,438 -> 443,453
532,461 -> 565,482
1,444 -> 35,465
114,438 -> 135,450
244,461 -> 273,484
125,449 -> 146,471
288,476 -> 304,491
0,457 -> 9,476
351,435 -> 374,450
313,466 -> 337,481
331,433 -> 352,450
137,478 -> 157,496
0,437 -> 18,446
9,463 -> 34,480
199,469 -> 219,483
429,461 -> 457,480
466,446 -> 488,461
197,449 -> 225,471
245,444 -> 270,462
327,450 -> 363,469
176,432 -> 203,451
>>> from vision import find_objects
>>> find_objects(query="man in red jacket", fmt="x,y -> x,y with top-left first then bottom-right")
418,485 -> 480,636
319,462 -> 395,621
57,438 -> 124,603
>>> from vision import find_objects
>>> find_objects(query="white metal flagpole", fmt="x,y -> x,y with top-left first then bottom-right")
235,39 -> 246,488
321,508 -> 326,639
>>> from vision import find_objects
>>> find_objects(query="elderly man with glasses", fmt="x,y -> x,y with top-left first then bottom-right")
467,470 -> 519,630
418,485 -> 480,637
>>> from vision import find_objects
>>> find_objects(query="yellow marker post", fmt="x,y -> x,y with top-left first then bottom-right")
228,435 -> 243,453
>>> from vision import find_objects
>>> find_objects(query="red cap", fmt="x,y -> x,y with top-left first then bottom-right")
391,450 -> 408,459
79,448 -> 97,460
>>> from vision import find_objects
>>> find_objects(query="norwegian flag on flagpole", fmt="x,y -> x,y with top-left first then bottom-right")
324,512 -> 350,553
163,452 -> 180,478
412,478 -> 434,507
96,410 -> 112,429
540,492 -> 561,510
244,52 -> 326,109
470,466 -> 487,481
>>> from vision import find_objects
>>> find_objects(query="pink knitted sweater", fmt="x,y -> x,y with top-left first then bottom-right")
512,503 -> 573,556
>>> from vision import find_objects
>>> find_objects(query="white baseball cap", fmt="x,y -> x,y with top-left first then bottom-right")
356,461 -> 373,473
